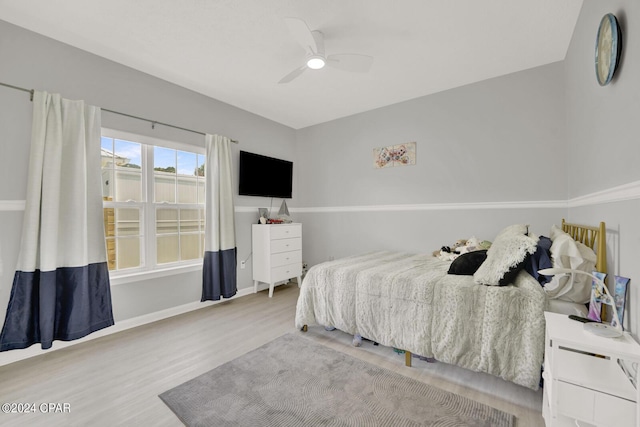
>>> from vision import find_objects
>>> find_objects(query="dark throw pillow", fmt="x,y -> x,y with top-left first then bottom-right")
448,250 -> 488,275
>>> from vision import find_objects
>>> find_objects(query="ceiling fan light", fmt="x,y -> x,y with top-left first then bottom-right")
307,56 -> 326,69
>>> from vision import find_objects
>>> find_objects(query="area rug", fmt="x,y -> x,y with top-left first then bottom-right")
159,333 -> 515,426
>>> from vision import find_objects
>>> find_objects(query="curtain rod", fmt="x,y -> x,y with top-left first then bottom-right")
0,81 -> 239,143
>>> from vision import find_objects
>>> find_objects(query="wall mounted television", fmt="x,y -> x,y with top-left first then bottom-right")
238,150 -> 293,199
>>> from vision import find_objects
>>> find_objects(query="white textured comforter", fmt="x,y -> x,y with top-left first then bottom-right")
295,251 -> 548,390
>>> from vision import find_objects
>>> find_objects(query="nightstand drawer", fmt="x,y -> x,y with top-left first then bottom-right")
271,250 -> 301,267
271,237 -> 301,253
557,381 -> 595,422
594,392 -> 636,426
557,381 -> 636,426
271,225 -> 301,240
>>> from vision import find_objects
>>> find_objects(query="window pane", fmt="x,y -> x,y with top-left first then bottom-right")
117,237 -> 141,269
102,169 -> 114,200
154,147 -> 176,203
115,208 -> 140,236
101,137 -> 114,200
155,173 -> 176,203
177,151 -> 197,176
180,209 -> 200,232
106,237 -> 116,270
115,139 -> 142,168
114,139 -> 142,202
197,155 -> 205,203
196,154 -> 205,177
115,169 -> 142,202
157,208 -> 178,234
157,235 -> 179,264
177,175 -> 198,203
180,234 -> 201,260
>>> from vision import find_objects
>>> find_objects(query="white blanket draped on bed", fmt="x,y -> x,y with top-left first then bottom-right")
295,251 -> 548,390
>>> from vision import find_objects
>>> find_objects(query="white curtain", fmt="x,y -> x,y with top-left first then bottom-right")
202,134 -> 237,300
0,91 -> 114,351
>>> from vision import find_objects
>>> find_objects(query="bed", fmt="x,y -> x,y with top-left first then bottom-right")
295,220 -> 607,390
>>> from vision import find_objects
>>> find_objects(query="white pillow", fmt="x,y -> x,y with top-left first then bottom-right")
473,224 -> 538,286
544,225 -> 597,303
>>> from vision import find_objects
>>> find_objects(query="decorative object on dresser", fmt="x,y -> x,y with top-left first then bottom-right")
542,312 -> 640,427
252,223 -> 302,298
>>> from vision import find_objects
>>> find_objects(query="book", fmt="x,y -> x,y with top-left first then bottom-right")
587,271 -> 607,322
613,276 -> 630,328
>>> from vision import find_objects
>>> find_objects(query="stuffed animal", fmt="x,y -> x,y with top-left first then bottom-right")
434,239 -> 467,261
434,237 -> 490,261
456,236 -> 481,255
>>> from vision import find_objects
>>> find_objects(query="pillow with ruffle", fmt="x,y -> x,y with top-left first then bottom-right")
543,225 -> 597,303
473,224 -> 539,286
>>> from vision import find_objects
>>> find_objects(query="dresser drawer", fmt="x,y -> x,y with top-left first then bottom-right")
271,250 -> 302,268
271,237 -> 301,254
271,263 -> 302,282
271,225 -> 301,240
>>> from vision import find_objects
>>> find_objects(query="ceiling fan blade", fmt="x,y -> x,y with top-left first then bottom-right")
278,65 -> 308,84
326,54 -> 374,73
284,17 -> 318,55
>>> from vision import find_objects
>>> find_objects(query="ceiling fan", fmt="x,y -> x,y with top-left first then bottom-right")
278,17 -> 374,84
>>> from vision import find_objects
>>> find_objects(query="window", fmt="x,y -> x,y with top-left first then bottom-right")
100,129 -> 205,275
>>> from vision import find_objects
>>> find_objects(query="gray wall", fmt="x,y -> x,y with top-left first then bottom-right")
565,0 -> 640,337
295,63 -> 569,266
0,20 -> 297,325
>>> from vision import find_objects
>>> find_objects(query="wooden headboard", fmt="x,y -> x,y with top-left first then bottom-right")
561,219 -> 607,274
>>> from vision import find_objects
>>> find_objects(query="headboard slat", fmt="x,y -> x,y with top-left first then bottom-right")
561,218 -> 606,274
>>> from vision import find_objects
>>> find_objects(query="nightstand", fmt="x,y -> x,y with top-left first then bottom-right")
543,311 -> 640,426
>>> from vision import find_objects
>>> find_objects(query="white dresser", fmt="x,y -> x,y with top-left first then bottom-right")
543,311 -> 640,427
252,223 -> 302,298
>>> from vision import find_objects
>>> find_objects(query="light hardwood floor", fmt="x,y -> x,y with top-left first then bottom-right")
0,283 -> 545,426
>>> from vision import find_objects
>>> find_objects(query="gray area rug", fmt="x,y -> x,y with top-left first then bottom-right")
159,333 -> 515,426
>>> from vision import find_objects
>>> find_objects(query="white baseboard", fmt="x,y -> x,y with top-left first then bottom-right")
0,286 -> 256,367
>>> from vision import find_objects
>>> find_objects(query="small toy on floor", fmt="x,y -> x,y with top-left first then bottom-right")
352,333 -> 362,347
412,354 -> 437,363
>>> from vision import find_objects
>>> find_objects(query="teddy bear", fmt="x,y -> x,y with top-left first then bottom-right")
433,237 -> 491,261
433,239 -> 467,261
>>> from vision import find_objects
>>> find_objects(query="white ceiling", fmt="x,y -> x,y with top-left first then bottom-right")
0,0 -> 583,129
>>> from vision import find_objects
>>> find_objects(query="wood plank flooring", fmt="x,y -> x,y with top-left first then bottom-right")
0,283 -> 544,426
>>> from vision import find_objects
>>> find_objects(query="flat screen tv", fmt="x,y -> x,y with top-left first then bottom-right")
239,151 -> 293,198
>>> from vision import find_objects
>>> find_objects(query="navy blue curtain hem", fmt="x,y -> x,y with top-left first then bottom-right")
0,318 -> 114,352
0,262 -> 115,352
202,248 -> 237,302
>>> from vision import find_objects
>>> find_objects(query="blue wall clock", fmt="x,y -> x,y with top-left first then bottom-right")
595,13 -> 622,86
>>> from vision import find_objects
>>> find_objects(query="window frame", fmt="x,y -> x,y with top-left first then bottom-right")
101,128 -> 206,284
